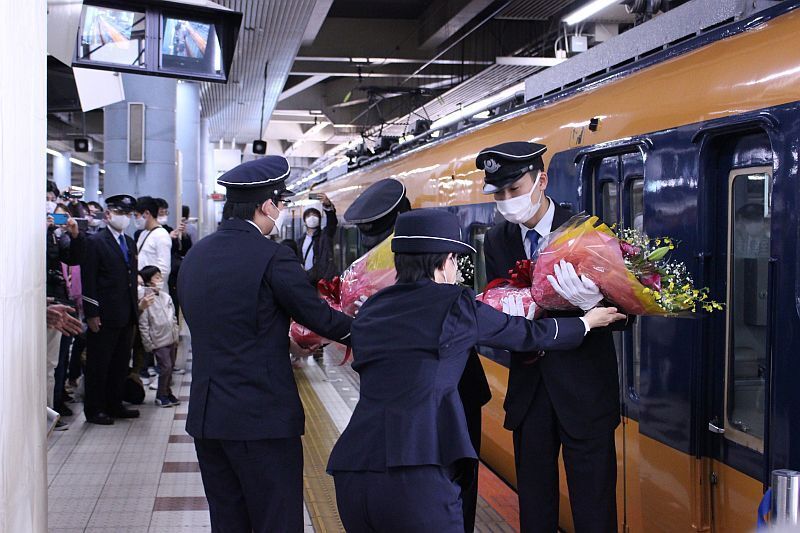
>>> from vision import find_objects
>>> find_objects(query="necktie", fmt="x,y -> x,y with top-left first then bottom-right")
525,229 -> 540,259
118,234 -> 130,263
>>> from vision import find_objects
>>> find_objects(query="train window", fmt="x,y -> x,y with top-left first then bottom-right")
470,226 -> 490,292
341,227 -> 361,269
725,167 -> 771,450
601,182 -> 619,227
628,178 -> 644,397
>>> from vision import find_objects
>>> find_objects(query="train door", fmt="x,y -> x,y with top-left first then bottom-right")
588,149 -> 646,533
703,131 -> 774,532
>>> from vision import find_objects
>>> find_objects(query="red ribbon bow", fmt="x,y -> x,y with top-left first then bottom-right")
484,259 -> 534,291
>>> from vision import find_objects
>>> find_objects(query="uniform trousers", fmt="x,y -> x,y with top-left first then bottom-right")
513,382 -> 617,533
46,329 -> 62,408
194,437 -> 303,533
460,402 -> 482,533
333,465 -> 463,533
85,324 -> 133,417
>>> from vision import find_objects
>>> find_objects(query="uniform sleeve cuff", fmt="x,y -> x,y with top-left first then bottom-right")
579,317 -> 591,336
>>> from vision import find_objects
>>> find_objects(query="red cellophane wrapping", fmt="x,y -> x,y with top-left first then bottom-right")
289,278 -> 344,348
339,236 -> 396,316
531,214 -> 664,315
478,260 -> 542,318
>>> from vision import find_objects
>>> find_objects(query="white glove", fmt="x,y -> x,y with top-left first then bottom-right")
547,260 -> 603,311
353,295 -> 368,315
501,295 -> 537,320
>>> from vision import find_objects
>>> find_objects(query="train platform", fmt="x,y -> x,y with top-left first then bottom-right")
46,345 -> 520,532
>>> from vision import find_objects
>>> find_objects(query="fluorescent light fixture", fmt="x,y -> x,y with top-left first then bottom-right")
69,157 -> 87,167
431,130 -> 441,138
99,169 -> 106,174
46,148 -> 62,157
564,0 -> 620,26
429,82 -> 524,132
472,110 -> 492,120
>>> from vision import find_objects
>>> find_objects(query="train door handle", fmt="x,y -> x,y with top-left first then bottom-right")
708,421 -> 726,434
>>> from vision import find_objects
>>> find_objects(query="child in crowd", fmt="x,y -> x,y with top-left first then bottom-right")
138,266 -> 181,408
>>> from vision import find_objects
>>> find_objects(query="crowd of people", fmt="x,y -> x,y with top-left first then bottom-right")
44,182 -> 198,429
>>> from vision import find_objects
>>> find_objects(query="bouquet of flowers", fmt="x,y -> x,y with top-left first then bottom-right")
290,277 -> 344,348
339,235 -> 397,316
477,259 -> 541,318
531,214 -> 723,315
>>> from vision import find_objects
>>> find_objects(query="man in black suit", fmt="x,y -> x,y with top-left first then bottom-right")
178,156 -> 352,532
81,194 -> 141,425
296,193 -> 338,285
479,142 -> 626,533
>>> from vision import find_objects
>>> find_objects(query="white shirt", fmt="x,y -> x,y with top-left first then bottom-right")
518,196 -> 556,259
301,234 -> 314,270
137,226 -> 172,290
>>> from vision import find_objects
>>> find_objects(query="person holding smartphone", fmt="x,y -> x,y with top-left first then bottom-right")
296,192 -> 339,285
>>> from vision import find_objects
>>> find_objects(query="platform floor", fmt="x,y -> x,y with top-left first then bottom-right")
47,346 -> 519,532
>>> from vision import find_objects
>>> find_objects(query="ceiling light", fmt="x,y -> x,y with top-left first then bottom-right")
472,110 -> 492,120
431,130 -> 441,138
46,148 -> 61,157
564,0 -> 620,26
99,169 -> 106,174
69,157 -> 87,167
309,109 -> 324,115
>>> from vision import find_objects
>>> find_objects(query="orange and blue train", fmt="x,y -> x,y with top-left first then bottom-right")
287,2 -> 800,531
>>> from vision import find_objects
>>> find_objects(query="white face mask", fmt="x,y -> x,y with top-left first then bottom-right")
438,256 -> 459,285
305,215 -> 320,229
133,216 -> 146,230
157,216 -> 168,225
46,201 -> 57,214
495,173 -> 544,225
109,213 -> 131,232
266,202 -> 288,236
88,217 -> 101,227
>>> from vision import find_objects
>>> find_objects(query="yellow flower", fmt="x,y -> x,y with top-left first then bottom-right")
642,288 -> 651,294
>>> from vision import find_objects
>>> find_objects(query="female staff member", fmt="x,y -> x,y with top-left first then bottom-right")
327,209 -> 625,532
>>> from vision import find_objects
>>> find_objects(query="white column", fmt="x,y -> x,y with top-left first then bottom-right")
52,151 -> 71,192
0,0 -> 47,531
200,118 -> 216,238
83,163 -> 100,202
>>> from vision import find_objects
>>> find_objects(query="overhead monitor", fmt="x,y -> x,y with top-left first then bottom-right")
72,0 -> 242,83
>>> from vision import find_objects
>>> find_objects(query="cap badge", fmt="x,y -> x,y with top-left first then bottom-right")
484,158 -> 500,174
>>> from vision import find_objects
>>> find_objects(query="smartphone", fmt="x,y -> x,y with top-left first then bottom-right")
74,218 -> 89,231
308,193 -> 323,200
51,213 -> 69,225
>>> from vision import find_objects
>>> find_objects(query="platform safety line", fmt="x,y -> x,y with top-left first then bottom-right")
296,367 -> 347,533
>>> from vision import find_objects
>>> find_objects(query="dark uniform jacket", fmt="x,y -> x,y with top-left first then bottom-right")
178,218 -> 353,441
81,228 -> 138,328
485,204 -> 624,439
295,207 -> 339,285
327,279 -> 586,473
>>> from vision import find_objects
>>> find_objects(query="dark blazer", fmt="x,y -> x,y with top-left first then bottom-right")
484,203 -> 625,439
81,228 -> 138,328
296,207 -> 339,284
327,280 -> 585,473
178,218 -> 353,441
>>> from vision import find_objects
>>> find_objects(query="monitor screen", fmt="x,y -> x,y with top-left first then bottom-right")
78,5 -> 146,67
161,17 -> 222,77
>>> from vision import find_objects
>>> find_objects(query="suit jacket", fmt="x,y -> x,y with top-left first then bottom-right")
484,204 -> 624,439
327,280 -> 585,473
178,218 -> 353,440
81,228 -> 139,328
296,207 -> 339,285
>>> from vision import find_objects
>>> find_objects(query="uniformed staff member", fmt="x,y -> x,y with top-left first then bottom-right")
344,178 -> 489,532
81,194 -> 140,425
478,141 -> 632,533
177,155 -> 352,533
344,178 -> 411,251
327,209 -> 625,533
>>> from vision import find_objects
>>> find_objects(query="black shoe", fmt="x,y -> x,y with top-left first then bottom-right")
86,412 -> 114,425
55,403 -> 73,417
111,407 -> 140,419
167,394 -> 181,406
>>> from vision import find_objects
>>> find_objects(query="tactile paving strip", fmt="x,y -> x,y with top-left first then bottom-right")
296,369 -> 345,533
